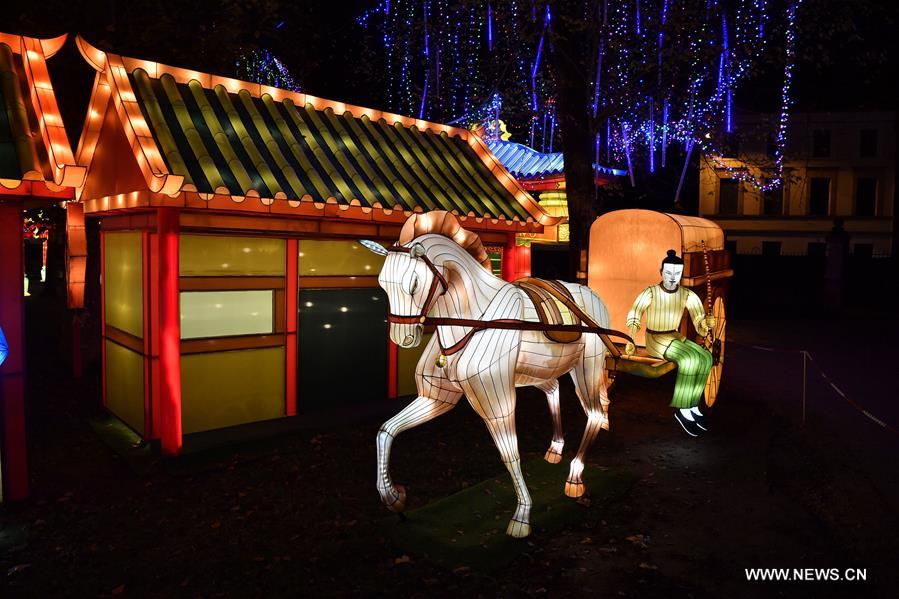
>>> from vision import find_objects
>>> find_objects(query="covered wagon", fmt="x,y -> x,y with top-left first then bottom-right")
587,209 -> 732,406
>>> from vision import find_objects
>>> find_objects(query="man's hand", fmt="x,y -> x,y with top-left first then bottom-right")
624,341 -> 636,356
704,314 -> 717,332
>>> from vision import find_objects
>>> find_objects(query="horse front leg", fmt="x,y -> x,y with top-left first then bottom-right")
465,372 -> 532,538
376,393 -> 461,512
537,379 -> 564,464
481,412 -> 532,538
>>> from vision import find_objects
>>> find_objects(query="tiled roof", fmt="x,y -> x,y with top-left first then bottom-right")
74,37 -> 558,228
485,139 -> 626,180
0,33 -> 83,191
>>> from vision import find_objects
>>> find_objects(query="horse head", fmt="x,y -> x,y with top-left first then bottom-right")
363,239 -> 447,348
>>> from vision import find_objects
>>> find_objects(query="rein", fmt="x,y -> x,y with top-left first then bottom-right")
384,244 -> 634,360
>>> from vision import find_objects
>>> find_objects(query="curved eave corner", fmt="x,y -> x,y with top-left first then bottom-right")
75,36 -> 183,200
0,32 -> 84,190
468,134 -> 563,228
20,35 -> 85,188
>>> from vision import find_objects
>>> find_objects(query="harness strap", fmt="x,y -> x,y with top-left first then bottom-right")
427,316 -> 633,357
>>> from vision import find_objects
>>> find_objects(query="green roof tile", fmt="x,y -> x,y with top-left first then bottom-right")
129,73 -> 530,220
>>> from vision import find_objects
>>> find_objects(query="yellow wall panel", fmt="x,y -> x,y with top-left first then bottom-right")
298,240 -> 385,276
180,235 -> 285,276
105,340 -> 145,434
181,347 -> 285,434
397,332 -> 432,397
103,232 -> 143,338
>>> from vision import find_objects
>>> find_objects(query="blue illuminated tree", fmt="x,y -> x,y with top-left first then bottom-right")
361,1 -> 804,276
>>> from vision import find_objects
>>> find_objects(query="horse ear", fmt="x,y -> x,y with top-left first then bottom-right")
359,240 -> 389,256
410,242 -> 426,258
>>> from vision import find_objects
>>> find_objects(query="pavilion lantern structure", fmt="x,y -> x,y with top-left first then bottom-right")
485,139 -> 625,276
0,32 -> 85,501
71,37 -> 558,455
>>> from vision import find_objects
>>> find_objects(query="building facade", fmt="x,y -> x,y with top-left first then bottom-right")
699,111 -> 895,257
71,37 -> 557,455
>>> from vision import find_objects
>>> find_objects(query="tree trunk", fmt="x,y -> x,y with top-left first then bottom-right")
552,29 -> 599,281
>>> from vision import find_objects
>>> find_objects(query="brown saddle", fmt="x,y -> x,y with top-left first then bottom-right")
513,278 -> 585,344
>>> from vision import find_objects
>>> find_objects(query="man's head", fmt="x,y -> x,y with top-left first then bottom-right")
660,249 -> 684,291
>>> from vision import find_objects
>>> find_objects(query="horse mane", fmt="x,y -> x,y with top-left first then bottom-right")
398,211 -> 492,271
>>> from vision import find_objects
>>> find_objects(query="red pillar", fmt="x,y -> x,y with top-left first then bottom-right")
0,198 -> 28,501
66,202 -> 86,379
285,239 -> 298,417
501,235 -> 531,281
387,341 -> 398,398
157,208 -> 182,455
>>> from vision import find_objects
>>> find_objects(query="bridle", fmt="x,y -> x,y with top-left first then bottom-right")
385,245 -> 449,326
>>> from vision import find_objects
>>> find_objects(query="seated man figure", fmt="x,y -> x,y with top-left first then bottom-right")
625,250 -> 715,436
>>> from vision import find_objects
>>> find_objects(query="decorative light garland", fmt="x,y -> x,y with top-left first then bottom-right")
359,0 -> 798,194
235,49 -> 301,92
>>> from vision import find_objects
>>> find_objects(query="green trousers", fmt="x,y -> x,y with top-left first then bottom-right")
663,338 -> 713,409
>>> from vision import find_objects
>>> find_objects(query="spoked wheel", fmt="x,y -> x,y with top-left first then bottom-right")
704,295 -> 726,407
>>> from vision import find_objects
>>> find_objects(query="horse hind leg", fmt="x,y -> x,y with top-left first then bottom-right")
537,379 -> 564,464
565,349 -> 609,498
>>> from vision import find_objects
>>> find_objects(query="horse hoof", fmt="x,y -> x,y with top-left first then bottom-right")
386,484 -> 407,513
564,480 -> 586,498
506,519 -> 531,538
544,450 -> 562,464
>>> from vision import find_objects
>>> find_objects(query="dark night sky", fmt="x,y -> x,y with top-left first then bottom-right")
6,0 -> 897,150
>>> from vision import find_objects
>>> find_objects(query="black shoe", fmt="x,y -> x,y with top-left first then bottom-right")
674,411 -> 701,437
691,412 -> 708,431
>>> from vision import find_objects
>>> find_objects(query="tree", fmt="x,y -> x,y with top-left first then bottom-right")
358,1 -> 797,278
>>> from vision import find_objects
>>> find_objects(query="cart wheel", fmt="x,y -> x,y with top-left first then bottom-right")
704,295 -> 726,407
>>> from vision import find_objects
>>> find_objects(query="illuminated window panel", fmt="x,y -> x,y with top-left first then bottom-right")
298,288 -> 388,408
298,240 -> 385,276
180,235 -> 285,276
181,347 -> 285,434
103,231 -> 143,338
105,340 -> 145,434
180,290 -> 274,339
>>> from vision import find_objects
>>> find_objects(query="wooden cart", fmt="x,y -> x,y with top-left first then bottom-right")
587,209 -> 732,406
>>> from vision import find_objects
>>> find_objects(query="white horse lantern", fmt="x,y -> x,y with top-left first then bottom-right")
370,212 -> 633,538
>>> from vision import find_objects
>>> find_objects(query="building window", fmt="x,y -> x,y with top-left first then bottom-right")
807,242 -> 826,256
763,186 -> 784,215
855,177 -> 877,216
180,290 -> 275,339
809,177 -> 831,215
812,129 -> 831,158
859,129 -> 878,158
487,251 -> 503,277
719,178 -> 740,215
762,241 -> 781,256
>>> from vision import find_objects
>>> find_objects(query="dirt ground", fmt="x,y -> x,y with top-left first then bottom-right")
1,298 -> 896,598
